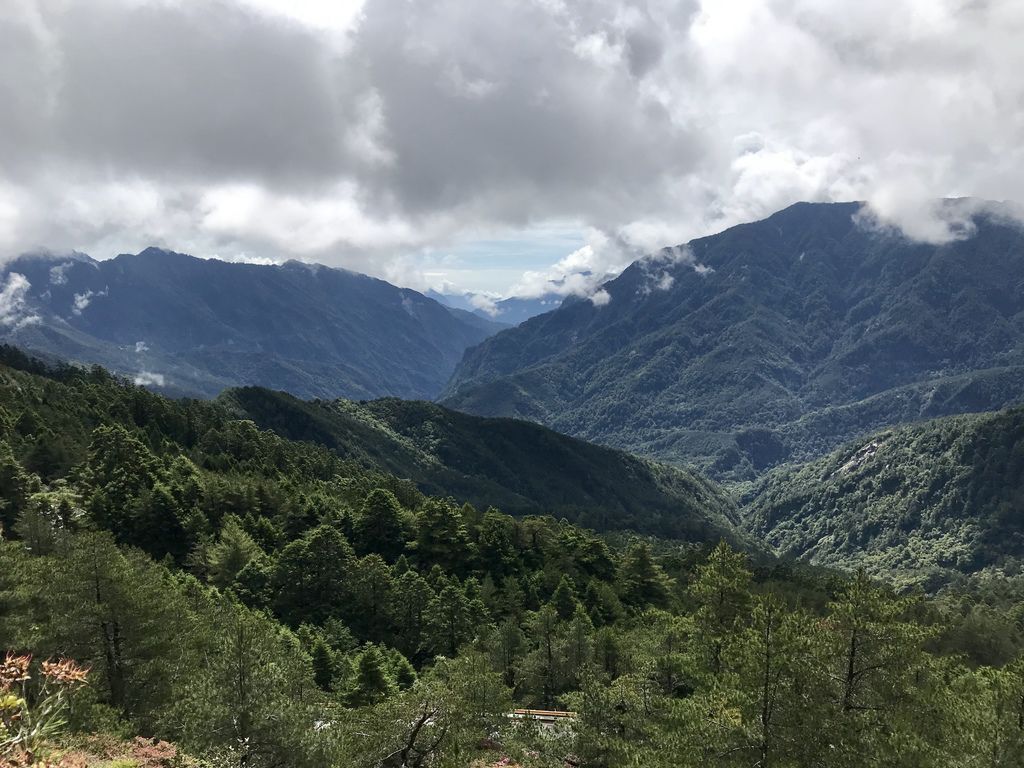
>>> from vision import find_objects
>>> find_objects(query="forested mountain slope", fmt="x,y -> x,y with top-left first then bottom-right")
3,347 -> 1024,767
0,345 -> 739,544
222,387 -> 742,542
0,248 -> 503,400
742,406 -> 1024,585
443,201 -> 1024,480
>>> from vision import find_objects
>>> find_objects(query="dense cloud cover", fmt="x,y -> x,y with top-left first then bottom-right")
2,0 -> 1023,294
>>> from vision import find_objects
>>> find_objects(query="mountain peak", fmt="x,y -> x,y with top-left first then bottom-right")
132,246 -> 197,262
443,202 -> 1024,480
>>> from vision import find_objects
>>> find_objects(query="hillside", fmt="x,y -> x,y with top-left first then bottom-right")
2,356 -> 1023,768
443,201 -> 1024,480
0,345 -> 740,545
222,387 -> 744,543
0,248 -> 504,400
741,406 -> 1024,586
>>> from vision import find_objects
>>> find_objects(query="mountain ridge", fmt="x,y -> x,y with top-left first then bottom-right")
442,200 -> 1024,479
219,385 -> 749,545
0,248 -> 505,400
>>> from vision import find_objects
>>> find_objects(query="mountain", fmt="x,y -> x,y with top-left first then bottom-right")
741,406 -> 1024,586
428,289 -> 565,326
221,385 -> 746,544
0,248 -> 504,400
484,294 -> 566,325
443,201 -> 1024,480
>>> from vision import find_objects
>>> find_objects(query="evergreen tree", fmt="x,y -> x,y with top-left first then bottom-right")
0,442 -> 39,534
619,542 -> 674,610
350,645 -> 395,706
272,524 -> 354,626
689,541 -> 752,676
526,604 -> 562,707
312,638 -> 335,692
427,583 -> 474,657
489,617 -> 527,692
348,554 -> 396,643
354,488 -> 407,561
390,569 -> 434,661
552,574 -> 580,620
207,515 -> 263,589
415,498 -> 472,574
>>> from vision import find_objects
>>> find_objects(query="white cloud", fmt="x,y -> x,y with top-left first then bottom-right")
634,243 -> 714,295
509,229 -> 632,299
589,288 -> 611,306
468,292 -> 501,316
0,273 -> 40,328
1,0 -> 1023,290
134,340 -> 149,353
243,0 -> 366,31
48,261 -> 71,285
71,287 -> 107,316
133,370 -> 165,386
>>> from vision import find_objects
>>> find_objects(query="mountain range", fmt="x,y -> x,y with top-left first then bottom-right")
0,248 -> 504,400
443,201 -> 1024,480
3,199 -> 1023,581
427,289 -> 565,326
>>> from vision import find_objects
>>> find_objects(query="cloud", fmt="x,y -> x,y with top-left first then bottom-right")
589,288 -> 611,307
468,292 -> 501,316
1,0 -> 1023,290
509,229 -> 633,300
133,370 -> 165,386
48,261 -> 72,285
134,340 -> 149,353
634,244 -> 713,294
0,272 -> 40,328
71,287 -> 107,316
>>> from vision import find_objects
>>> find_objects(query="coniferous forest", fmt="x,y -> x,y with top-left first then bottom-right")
1,346 -> 1023,767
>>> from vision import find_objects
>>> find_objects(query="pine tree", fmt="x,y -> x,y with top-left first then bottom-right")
689,541 -> 752,676
350,645 -> 395,706
312,638 -> 335,691
207,515 -> 263,589
552,574 -> 580,620
348,554 -> 396,642
619,542 -> 674,610
415,499 -> 472,574
272,524 -> 354,626
354,488 -> 407,561
427,583 -> 473,657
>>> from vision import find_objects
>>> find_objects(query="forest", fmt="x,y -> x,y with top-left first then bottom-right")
1,347 -> 1024,767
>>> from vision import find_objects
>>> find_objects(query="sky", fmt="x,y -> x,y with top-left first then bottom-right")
1,0 -> 1023,299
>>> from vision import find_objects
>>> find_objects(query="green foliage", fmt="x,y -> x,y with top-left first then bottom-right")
1,349 -> 1024,766
206,515 -> 263,589
272,524 -> 354,627
618,542 -> 674,609
743,407 -> 1024,583
223,387 -> 745,543
354,488 -> 407,561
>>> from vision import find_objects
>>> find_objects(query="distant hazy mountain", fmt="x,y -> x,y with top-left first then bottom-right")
443,201 -> 1024,479
741,406 -> 1024,585
221,385 -> 746,544
0,248 -> 505,399
428,289 -> 564,326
